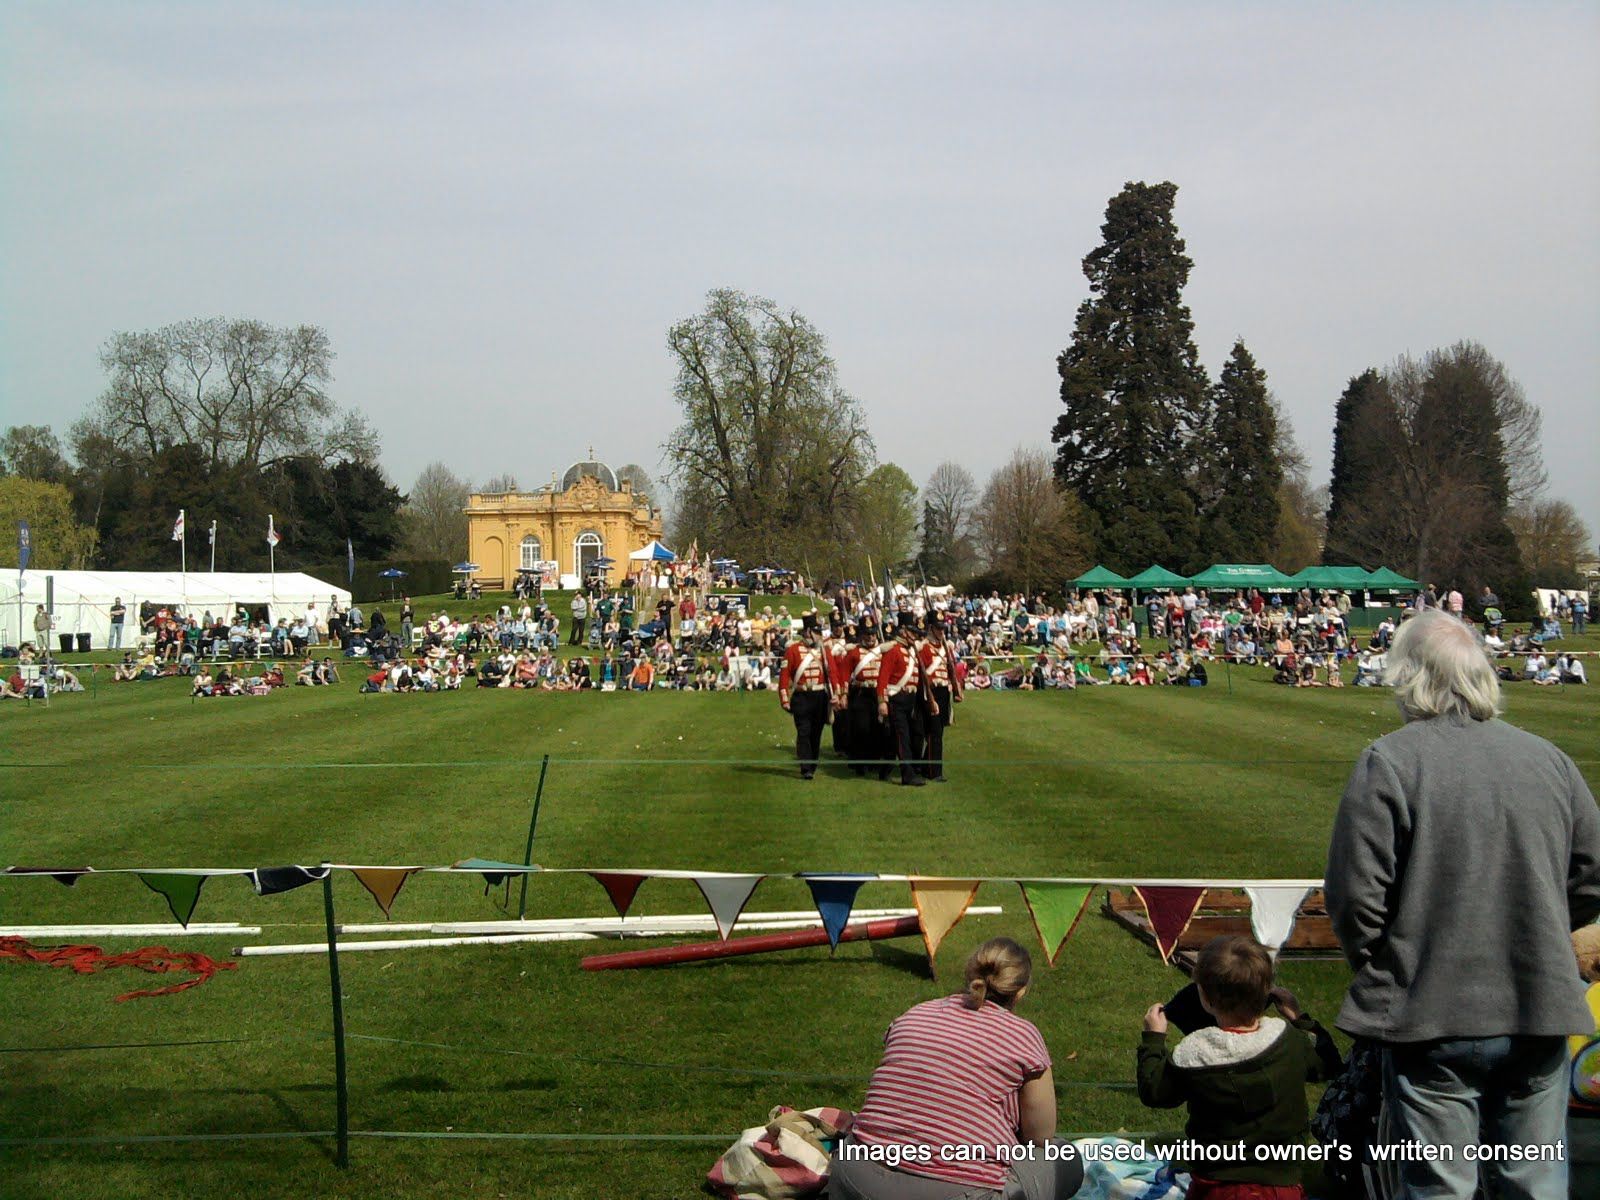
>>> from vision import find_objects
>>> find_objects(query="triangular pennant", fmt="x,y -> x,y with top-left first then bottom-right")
1133,886 -> 1207,962
1245,886 -> 1311,957
589,872 -> 647,919
694,874 -> 765,940
6,866 -> 93,887
801,874 -> 876,950
349,868 -> 420,918
137,873 -> 206,927
454,858 -> 533,890
250,865 -> 331,896
1017,882 -> 1094,966
910,878 -> 982,972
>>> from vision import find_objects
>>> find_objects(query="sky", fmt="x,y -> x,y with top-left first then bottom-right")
3,2 -> 1597,530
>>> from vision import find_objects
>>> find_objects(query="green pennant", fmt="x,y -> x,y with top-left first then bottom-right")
138,873 -> 206,928
1018,882 -> 1094,967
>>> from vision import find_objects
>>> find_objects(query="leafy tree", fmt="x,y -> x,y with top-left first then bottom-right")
1197,340 -> 1283,562
1053,181 -> 1210,572
402,462 -> 472,564
0,477 -> 98,568
917,462 -> 979,582
1331,345 -> 1536,612
1509,499 -> 1591,587
975,448 -> 1093,595
1323,369 -> 1389,565
0,425 -> 72,483
664,289 -> 874,571
94,318 -> 373,471
851,464 -> 920,575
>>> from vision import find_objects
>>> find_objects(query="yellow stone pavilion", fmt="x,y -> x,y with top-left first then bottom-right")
465,457 -> 664,588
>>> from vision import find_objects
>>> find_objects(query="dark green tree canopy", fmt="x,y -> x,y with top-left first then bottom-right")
1198,340 -> 1283,563
1052,181 -> 1210,571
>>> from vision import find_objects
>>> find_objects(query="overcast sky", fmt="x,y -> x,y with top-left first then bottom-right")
3,2 -> 1597,528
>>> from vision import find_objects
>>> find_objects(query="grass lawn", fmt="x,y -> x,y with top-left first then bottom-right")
1,654 -> 1595,1199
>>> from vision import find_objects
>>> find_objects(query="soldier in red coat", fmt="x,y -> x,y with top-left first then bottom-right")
918,617 -> 962,782
778,611 -> 832,780
876,614 -> 926,787
843,627 -> 892,779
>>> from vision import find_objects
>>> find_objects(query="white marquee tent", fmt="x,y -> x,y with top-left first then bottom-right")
0,570 -> 351,651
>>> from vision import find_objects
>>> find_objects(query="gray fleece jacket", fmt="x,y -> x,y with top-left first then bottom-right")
1325,715 -> 1600,1041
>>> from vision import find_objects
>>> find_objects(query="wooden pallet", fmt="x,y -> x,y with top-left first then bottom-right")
1102,887 -> 1342,971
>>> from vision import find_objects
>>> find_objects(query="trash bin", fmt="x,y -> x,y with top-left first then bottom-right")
59,633 -> 74,653
77,633 -> 92,653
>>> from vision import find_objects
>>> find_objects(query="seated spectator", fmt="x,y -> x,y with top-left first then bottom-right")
1558,653 -> 1588,685
833,938 -> 1082,1200
1137,936 -> 1341,1196
192,668 -> 216,697
629,657 -> 655,691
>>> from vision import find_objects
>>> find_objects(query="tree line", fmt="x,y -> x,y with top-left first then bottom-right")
3,190 -> 1590,602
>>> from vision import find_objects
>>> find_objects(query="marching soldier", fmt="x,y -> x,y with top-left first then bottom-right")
844,627 -> 892,779
778,611 -> 832,780
828,620 -> 853,758
876,614 -> 926,787
918,617 -> 962,782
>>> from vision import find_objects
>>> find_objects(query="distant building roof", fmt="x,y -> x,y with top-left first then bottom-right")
562,459 -> 618,492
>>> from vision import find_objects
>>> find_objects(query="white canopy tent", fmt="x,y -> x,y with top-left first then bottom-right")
0,570 -> 351,651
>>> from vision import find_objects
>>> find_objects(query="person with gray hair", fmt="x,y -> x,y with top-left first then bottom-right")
1326,608 -> 1600,1197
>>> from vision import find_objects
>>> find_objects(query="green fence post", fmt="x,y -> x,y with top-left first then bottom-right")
321,864 -> 350,1169
517,754 -> 550,920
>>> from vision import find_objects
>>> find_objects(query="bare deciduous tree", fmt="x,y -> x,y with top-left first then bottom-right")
401,462 -> 471,563
974,448 -> 1093,595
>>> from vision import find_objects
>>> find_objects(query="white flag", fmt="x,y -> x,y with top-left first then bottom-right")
1245,886 -> 1312,957
208,521 -> 216,546
171,510 -> 185,541
266,515 -> 281,548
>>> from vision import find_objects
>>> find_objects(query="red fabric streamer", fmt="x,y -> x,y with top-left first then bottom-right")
0,935 -> 237,1001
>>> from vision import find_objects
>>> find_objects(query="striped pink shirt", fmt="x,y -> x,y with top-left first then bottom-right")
850,994 -> 1051,1188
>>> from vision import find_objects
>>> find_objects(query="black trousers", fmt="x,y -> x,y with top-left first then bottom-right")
568,617 -> 586,645
887,692 -> 924,783
831,693 -> 850,756
848,687 -> 892,778
790,690 -> 829,777
922,686 -> 951,778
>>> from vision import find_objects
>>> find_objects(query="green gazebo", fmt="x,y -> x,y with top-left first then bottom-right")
1125,564 -> 1191,589
1071,565 -> 1132,588
1363,566 -> 1419,591
1187,563 -> 1296,590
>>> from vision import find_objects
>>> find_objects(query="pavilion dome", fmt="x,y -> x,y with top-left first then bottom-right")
561,458 -> 618,492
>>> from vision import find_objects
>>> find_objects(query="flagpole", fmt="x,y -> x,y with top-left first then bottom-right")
210,521 -> 217,573
269,515 -> 277,600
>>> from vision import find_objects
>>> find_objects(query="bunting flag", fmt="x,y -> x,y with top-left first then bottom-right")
1245,886 -> 1312,957
589,871 -> 648,918
5,866 -> 92,887
138,872 -> 206,927
694,874 -> 765,940
349,867 -> 420,917
1017,882 -> 1095,966
910,878 -> 982,970
1133,886 -> 1207,962
801,874 -> 877,949
250,865 -> 331,896
454,858 -> 534,890
171,509 -> 185,542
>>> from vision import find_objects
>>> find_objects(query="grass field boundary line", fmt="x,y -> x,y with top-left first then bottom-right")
11,756 -> 1594,769
0,1037 -> 257,1054
344,1031 -> 1139,1090
0,1130 -> 336,1148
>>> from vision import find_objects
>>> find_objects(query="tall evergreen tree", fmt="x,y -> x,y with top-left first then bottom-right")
1053,181 -> 1211,573
1199,340 -> 1282,562
1322,368 -> 1388,564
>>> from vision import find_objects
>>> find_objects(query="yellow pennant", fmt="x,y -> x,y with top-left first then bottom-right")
910,878 -> 982,974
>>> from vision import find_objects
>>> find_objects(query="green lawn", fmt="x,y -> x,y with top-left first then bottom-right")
1,660 -> 1595,1199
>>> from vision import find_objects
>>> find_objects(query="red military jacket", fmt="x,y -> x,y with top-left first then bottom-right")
778,641 -> 830,705
845,644 -> 886,688
876,641 -> 921,703
827,639 -> 853,694
918,639 -> 964,700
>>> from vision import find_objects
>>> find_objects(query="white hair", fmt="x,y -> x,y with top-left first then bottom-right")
1383,609 -> 1502,723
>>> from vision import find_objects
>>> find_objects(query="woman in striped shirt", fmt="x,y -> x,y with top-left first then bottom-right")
832,938 -> 1084,1199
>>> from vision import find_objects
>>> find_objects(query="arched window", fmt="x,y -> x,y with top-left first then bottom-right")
520,535 -> 543,571
574,531 -> 604,577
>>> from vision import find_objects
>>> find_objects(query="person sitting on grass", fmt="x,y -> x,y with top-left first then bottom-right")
192,667 -> 215,697
1138,935 -> 1342,1199
295,657 -> 317,686
831,937 -> 1083,1200
628,656 -> 654,691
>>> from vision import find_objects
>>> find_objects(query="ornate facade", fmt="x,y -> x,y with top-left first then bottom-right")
465,459 -> 664,588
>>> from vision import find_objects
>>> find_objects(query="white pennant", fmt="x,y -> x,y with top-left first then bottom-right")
1245,886 -> 1311,956
693,874 -> 765,940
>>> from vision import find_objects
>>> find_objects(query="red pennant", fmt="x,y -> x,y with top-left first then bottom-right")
1133,886 -> 1207,962
589,872 -> 646,918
